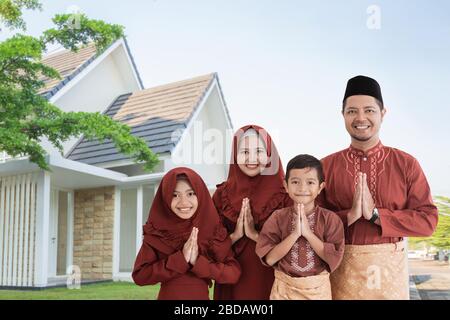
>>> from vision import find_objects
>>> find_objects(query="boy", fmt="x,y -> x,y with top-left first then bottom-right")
256,154 -> 344,300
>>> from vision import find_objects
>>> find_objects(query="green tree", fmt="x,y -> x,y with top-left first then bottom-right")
430,199 -> 450,249
0,0 -> 159,171
408,197 -> 450,250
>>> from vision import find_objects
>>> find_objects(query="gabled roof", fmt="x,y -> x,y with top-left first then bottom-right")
66,73 -> 222,166
39,38 -> 144,99
39,43 -> 97,96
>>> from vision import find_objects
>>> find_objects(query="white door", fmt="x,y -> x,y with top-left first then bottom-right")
48,189 -> 59,277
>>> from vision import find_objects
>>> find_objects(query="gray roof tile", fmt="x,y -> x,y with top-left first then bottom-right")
66,73 -> 216,166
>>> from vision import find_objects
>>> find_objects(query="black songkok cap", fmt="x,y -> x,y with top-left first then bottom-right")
343,75 -> 383,104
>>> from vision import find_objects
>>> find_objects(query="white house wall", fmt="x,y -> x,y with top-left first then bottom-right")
0,173 -> 38,287
203,85 -> 233,173
167,85 -> 231,188
42,46 -> 142,157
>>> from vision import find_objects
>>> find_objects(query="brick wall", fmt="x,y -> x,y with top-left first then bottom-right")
73,187 -> 114,280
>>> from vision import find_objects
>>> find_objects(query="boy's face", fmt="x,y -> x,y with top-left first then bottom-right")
236,135 -> 268,177
283,167 -> 325,207
171,179 -> 198,220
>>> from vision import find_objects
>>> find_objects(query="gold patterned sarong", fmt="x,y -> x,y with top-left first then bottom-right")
270,269 -> 332,300
330,241 -> 409,300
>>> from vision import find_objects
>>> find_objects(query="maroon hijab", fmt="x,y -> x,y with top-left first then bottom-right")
217,125 -> 290,227
143,167 -> 229,261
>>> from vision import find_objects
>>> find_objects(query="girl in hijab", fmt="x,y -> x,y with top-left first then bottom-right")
132,167 -> 241,300
213,125 -> 292,300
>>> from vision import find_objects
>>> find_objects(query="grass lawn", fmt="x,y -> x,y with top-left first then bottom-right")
0,281 -> 215,300
0,282 -> 160,300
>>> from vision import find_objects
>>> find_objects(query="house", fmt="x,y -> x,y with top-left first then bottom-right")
0,38 -> 233,289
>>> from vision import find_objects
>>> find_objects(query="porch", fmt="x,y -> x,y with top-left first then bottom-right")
0,155 -> 163,288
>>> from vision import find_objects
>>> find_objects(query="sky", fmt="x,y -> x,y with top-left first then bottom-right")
1,0 -> 450,196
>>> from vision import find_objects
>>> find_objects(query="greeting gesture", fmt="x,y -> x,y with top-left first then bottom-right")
361,173 -> 376,220
292,203 -> 302,238
182,227 -> 199,264
189,227 -> 199,265
230,199 -> 246,244
243,198 -> 258,241
347,172 -> 378,225
347,172 -> 363,226
299,203 -> 313,238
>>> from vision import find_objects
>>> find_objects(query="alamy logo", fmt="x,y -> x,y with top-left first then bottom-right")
367,5 -> 381,30
66,265 -> 81,289
366,265 -> 381,290
66,5 -> 82,30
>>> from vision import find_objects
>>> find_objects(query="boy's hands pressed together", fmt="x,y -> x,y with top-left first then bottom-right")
292,203 -> 302,238
299,203 -> 313,239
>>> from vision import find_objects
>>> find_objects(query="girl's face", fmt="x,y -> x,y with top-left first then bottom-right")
236,135 -> 268,177
171,179 -> 198,220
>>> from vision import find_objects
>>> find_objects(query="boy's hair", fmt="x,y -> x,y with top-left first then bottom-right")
285,154 -> 324,184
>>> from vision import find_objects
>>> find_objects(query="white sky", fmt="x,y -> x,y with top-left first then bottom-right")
1,0 -> 449,196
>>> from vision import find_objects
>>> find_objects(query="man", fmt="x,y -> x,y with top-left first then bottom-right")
318,75 -> 438,300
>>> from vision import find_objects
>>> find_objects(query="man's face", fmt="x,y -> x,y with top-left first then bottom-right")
342,95 -> 386,143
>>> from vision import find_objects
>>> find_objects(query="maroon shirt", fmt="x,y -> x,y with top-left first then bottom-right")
132,243 -> 240,300
318,141 -> 438,245
256,206 -> 345,277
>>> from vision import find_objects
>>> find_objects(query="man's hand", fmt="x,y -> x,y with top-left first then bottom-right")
362,173 -> 376,221
347,172 -> 363,226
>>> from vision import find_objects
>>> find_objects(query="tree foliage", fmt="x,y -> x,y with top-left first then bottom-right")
409,197 -> 450,250
0,0 -> 42,30
0,0 -> 159,171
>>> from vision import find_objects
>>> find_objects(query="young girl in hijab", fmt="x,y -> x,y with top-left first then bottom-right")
132,167 -> 241,300
213,125 -> 292,300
